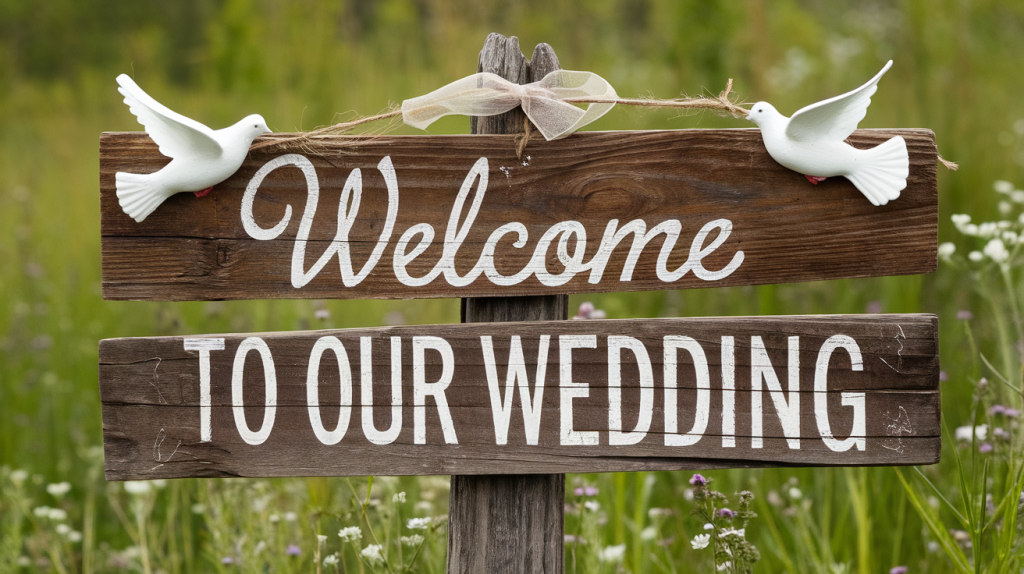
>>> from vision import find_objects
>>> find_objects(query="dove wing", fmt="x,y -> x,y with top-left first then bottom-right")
116,74 -> 222,159
785,60 -> 893,143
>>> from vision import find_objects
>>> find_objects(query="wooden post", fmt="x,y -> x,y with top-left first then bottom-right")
448,33 -> 567,574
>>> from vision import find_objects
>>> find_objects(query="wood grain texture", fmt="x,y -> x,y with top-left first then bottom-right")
100,127 -> 938,301
99,313 -> 939,480
452,36 -> 565,574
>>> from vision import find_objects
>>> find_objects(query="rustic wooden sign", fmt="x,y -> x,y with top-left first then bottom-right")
99,314 -> 938,480
99,128 -> 938,301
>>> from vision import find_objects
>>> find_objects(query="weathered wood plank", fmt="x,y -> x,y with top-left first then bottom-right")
99,127 -> 938,301
99,314 -> 939,480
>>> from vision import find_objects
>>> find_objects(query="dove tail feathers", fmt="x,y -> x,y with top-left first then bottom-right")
115,172 -> 172,222
845,136 -> 909,206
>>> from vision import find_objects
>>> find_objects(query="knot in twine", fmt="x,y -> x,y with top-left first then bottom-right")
402,70 -> 618,142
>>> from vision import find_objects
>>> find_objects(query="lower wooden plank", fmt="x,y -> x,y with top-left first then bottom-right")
99,314 -> 939,479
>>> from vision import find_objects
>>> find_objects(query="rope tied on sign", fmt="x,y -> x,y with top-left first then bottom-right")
249,70 -> 749,154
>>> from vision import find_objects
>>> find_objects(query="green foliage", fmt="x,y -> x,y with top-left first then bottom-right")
3,1 -> 1024,571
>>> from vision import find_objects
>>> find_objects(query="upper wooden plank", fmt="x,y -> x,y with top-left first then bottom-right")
100,128 -> 938,301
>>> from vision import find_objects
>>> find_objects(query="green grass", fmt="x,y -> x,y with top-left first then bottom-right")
3,1 -> 1024,571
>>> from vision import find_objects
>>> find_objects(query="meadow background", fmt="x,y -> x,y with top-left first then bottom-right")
2,0 -> 1024,572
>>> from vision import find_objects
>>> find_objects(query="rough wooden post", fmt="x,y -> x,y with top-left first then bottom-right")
447,33 -> 567,574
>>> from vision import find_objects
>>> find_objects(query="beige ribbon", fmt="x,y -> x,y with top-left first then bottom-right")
402,70 -> 617,141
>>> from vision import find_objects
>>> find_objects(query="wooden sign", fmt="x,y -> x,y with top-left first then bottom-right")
99,129 -> 938,301
99,314 -> 938,480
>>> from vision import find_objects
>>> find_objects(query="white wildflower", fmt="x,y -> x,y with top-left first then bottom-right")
955,424 -> 987,441
68,530 -> 82,543
691,533 -> 711,550
789,487 -> 803,499
407,517 -> 432,530
703,523 -> 714,530
1003,231 -> 1019,245
10,469 -> 28,485
191,504 -> 206,514
33,506 -> 51,518
284,511 -> 298,522
720,527 -> 745,538
717,562 -> 732,571
151,479 -> 167,489
648,507 -> 672,518
124,481 -> 151,495
401,534 -> 424,547
46,482 -> 71,497
584,500 -> 600,512
951,214 -> 971,228
338,526 -> 362,542
47,508 -> 67,521
598,544 -> 626,562
964,224 -> 979,236
937,242 -> 956,259
17,557 -> 30,567
641,526 -> 658,541
56,524 -> 71,535
317,535 -> 328,544
322,553 -> 339,566
969,251 -> 983,262
1012,190 -> 1024,203
994,180 -> 1015,194
999,201 -> 1013,214
984,238 -> 1010,263
393,491 -> 406,503
269,513 -> 280,522
361,544 -> 384,565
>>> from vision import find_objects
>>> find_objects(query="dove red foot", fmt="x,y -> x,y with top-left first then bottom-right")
747,61 -> 909,206
113,74 -> 271,222
804,175 -> 828,185
194,187 -> 213,198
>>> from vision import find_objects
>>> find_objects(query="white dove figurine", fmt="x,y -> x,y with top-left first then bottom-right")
746,60 -> 909,206
114,74 -> 271,222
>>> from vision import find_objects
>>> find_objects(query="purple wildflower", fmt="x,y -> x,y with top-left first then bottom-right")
956,310 -> 973,321
221,557 -> 236,565
1005,408 -> 1021,418
286,544 -> 301,556
939,371 -> 949,382
866,301 -> 883,314
689,474 -> 707,486
585,486 -> 598,496
990,405 -> 1007,416
979,442 -> 994,453
889,567 -> 908,574
718,508 -> 735,518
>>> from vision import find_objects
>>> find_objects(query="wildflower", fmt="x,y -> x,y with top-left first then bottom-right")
573,485 -> 599,496
984,238 -> 1010,263
889,567 -> 908,574
46,482 -> 71,497
968,251 -> 983,262
269,513 -> 280,522
317,535 -> 328,544
48,508 -> 67,521
1000,201 -> 1013,214
979,442 -> 994,453
866,300 -> 883,314
33,506 -> 51,518
584,500 -> 600,512
68,531 -> 82,543
572,302 -> 607,320
151,479 -> 167,489
401,534 -> 424,547
927,540 -> 940,553
322,553 -> 339,566
191,504 -> 206,514
10,469 -> 28,486
648,507 -> 673,518
718,508 -> 735,518
564,534 -> 587,544
641,526 -> 658,541
767,491 -> 783,506
951,214 -> 971,227
720,527 -> 745,538
940,371 -> 949,381
994,180 -> 1015,193
956,310 -> 973,320
954,424 -> 987,442
788,487 -> 802,500
689,474 -> 707,486
338,526 -> 362,542
222,556 -> 236,565
124,481 -> 151,495
691,534 -> 711,550
994,427 -> 1010,440
407,517 -> 432,530
704,523 -> 714,530
315,308 -> 331,320
361,544 -> 384,565
286,544 -> 301,556
284,511 -> 298,522
598,544 -> 626,562
393,491 -> 406,503
56,524 -> 70,535
937,242 -> 956,259
717,563 -> 732,572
